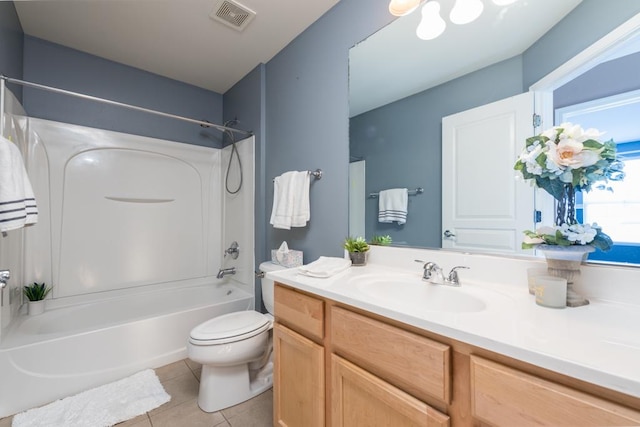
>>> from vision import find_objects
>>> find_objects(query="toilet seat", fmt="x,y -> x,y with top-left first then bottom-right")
189,311 -> 271,345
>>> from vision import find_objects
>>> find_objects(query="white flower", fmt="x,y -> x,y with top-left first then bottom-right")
546,137 -> 601,170
523,234 -> 544,245
565,223 -> 597,245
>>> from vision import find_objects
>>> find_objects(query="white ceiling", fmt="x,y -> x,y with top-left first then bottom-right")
349,0 -> 583,117
14,0 -> 341,94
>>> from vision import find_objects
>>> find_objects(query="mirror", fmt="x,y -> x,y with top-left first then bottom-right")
349,0 -> 640,265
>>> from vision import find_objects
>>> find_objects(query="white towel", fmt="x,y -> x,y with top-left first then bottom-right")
298,256 -> 352,278
0,136 -> 38,232
378,188 -> 408,224
270,171 -> 310,230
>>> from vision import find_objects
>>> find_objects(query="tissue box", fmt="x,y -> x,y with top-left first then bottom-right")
271,249 -> 303,268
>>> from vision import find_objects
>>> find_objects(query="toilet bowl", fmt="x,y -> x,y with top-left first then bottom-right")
187,261 -> 286,412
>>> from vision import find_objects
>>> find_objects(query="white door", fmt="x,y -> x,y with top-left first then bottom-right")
349,160 -> 366,239
442,92 -> 535,254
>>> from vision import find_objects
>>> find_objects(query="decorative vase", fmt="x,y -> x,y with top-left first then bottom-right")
349,251 -> 367,266
27,300 -> 45,316
537,244 -> 594,307
555,183 -> 577,226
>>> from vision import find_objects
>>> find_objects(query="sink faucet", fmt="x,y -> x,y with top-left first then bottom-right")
417,261 -> 445,284
444,266 -> 470,287
216,267 -> 236,279
416,261 -> 469,286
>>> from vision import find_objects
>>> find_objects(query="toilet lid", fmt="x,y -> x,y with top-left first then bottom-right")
190,311 -> 271,344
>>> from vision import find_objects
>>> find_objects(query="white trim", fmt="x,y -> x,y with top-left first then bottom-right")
555,87 -> 640,121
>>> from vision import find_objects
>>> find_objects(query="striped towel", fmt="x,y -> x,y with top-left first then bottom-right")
378,188 -> 408,225
0,136 -> 38,232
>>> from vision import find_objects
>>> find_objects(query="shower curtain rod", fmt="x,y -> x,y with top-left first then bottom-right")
0,75 -> 252,137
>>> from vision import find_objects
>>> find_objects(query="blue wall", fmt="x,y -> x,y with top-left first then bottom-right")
223,63 -> 268,308
0,2 -> 23,101
22,36 -> 224,148
263,0 -> 392,262
555,51 -> 640,109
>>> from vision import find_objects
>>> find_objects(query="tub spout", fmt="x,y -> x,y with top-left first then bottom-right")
216,267 -> 236,279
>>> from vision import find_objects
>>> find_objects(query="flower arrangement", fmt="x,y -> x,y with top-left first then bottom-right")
514,122 -> 624,251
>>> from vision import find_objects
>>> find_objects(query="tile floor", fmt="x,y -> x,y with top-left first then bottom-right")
0,359 -> 273,427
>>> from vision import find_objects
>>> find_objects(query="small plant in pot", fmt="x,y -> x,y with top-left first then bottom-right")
344,236 -> 370,266
370,235 -> 392,246
23,282 -> 52,316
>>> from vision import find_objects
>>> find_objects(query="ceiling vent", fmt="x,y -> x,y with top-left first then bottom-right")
210,0 -> 256,32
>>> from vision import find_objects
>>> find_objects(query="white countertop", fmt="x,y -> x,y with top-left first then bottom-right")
268,260 -> 640,399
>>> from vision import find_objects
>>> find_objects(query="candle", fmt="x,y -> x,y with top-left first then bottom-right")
535,276 -> 567,308
527,267 -> 548,295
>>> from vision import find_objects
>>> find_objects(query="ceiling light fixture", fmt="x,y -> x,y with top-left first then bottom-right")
449,0 -> 484,25
390,0 -> 521,41
388,0 -> 422,17
416,1 -> 446,40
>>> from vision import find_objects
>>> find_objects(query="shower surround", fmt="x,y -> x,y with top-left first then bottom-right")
0,112 -> 255,417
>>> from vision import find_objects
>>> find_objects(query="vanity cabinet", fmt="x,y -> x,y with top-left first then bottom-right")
273,282 -> 640,426
273,285 -> 325,427
470,356 -> 640,426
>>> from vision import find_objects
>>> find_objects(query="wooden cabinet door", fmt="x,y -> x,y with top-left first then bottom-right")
274,323 -> 325,427
471,355 -> 640,426
331,354 -> 450,427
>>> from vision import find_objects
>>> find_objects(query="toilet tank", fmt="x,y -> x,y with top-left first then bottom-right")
259,261 -> 287,315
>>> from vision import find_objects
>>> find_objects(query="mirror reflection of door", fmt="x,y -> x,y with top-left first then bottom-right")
442,92 -> 535,254
556,89 -> 640,264
349,160 -> 366,239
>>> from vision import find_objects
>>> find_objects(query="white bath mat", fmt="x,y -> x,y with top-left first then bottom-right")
12,369 -> 171,427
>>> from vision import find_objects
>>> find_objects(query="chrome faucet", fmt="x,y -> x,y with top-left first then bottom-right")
444,266 -> 470,287
417,261 -> 444,284
216,267 -> 236,279
416,261 -> 469,286
0,270 -> 9,306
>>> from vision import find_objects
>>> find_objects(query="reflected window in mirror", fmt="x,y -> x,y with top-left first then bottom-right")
556,89 -> 640,265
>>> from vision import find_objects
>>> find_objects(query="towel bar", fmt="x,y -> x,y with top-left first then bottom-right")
369,187 -> 424,199
272,169 -> 322,182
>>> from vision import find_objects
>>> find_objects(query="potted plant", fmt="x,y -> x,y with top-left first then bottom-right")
344,236 -> 370,266
370,235 -> 392,246
23,282 -> 52,315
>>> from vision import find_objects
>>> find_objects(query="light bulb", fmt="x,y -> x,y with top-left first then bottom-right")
388,0 -> 421,17
450,0 -> 484,25
492,0 -> 518,5
416,1 -> 446,40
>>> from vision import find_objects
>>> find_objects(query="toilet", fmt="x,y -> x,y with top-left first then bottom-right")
187,261 -> 286,412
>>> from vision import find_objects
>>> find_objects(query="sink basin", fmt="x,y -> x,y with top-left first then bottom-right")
348,274 -> 487,313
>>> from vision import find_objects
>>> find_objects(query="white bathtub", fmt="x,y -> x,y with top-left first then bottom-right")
0,279 -> 253,418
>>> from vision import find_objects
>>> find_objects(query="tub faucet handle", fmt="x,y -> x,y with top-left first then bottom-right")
0,269 -> 10,307
0,270 -> 9,288
224,241 -> 240,259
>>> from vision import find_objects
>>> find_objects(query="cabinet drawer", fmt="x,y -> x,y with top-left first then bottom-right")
470,355 -> 640,426
274,284 -> 324,341
331,306 -> 451,404
332,354 -> 449,427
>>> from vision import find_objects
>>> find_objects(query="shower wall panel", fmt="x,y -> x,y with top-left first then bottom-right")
25,118 -> 222,298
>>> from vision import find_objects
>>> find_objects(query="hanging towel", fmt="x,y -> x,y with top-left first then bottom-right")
298,256 -> 351,278
270,171 -> 310,230
0,136 -> 38,232
378,188 -> 408,225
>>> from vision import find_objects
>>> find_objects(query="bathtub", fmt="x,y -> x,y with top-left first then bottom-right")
0,279 -> 253,418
